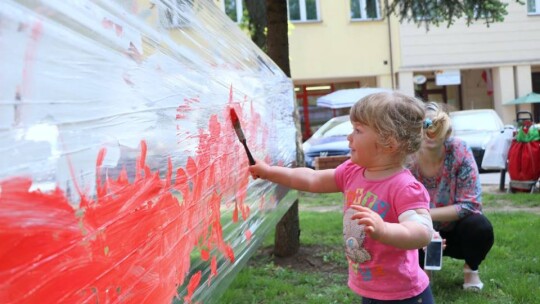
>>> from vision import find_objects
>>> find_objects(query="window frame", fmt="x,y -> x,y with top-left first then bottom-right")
287,0 -> 321,23
220,0 -> 244,23
350,0 -> 382,21
528,0 -> 540,15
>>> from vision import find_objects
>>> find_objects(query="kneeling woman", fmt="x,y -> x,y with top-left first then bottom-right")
408,102 -> 494,291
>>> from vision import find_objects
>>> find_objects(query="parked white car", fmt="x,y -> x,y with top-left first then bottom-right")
449,109 -> 511,171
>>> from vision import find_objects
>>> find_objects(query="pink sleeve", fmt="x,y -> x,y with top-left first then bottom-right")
394,180 -> 430,216
334,159 -> 352,192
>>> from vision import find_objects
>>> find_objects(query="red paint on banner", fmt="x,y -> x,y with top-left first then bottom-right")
101,18 -> 123,37
211,256 -> 218,277
244,229 -> 252,242
0,89 -> 270,303
185,271 -> 202,304
0,143 -> 234,303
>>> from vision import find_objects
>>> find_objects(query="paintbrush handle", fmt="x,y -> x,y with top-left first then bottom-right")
241,140 -> 256,165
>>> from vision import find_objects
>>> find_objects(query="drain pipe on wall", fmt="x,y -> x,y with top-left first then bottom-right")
385,0 -> 395,89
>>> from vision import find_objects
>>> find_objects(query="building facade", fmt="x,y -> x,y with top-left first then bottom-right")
397,0 -> 540,124
217,0 -> 540,137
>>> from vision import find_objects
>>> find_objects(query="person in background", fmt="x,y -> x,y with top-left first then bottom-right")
249,92 -> 436,303
408,102 -> 494,291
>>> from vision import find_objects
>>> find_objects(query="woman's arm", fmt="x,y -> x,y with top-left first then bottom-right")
248,161 -> 340,193
430,205 -> 459,222
431,142 -> 482,221
452,144 -> 483,217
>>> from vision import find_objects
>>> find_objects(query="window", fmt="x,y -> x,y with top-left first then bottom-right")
528,0 -> 540,14
159,0 -> 193,29
288,0 -> 320,22
350,0 -> 380,20
221,0 -> 244,23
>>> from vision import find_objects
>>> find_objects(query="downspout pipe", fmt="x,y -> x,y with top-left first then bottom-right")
385,0 -> 395,89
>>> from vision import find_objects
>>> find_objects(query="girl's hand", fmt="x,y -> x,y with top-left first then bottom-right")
248,160 -> 270,180
350,205 -> 387,240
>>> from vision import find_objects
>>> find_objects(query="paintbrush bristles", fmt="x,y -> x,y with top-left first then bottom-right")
230,108 -> 246,142
229,108 -> 256,165
233,122 -> 246,142
230,108 -> 239,123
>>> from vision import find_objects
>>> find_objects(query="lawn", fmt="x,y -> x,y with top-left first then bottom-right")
221,191 -> 540,304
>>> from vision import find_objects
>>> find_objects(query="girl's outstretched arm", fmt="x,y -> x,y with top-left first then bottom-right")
249,160 -> 339,193
350,205 -> 432,249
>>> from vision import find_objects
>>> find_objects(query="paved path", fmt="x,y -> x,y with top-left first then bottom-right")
479,171 -> 509,186
480,171 -> 519,193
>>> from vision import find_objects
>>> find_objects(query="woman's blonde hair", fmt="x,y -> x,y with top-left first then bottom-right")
349,91 -> 425,159
424,101 -> 452,140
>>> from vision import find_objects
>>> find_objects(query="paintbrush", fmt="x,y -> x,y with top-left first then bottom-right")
230,108 -> 256,165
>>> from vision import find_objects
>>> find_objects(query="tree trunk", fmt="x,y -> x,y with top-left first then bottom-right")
244,0 -> 267,51
266,0 -> 290,77
266,0 -> 301,257
274,200 -> 300,257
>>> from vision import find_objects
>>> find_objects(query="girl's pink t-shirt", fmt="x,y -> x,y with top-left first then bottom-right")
335,160 -> 430,300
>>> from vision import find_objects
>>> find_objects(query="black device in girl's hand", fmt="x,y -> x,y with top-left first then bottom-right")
424,238 -> 443,270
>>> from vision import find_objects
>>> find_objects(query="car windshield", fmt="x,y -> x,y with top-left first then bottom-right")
320,120 -> 352,137
452,113 -> 501,131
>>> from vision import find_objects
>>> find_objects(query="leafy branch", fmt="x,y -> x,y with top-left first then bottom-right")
386,0 -> 524,29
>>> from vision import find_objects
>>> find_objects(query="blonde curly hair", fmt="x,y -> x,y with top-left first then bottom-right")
349,91 -> 426,160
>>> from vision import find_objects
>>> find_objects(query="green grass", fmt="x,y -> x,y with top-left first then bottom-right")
222,193 -> 540,303
221,209 -> 355,304
221,263 -> 355,304
429,211 -> 540,304
297,191 -> 343,207
484,192 -> 540,208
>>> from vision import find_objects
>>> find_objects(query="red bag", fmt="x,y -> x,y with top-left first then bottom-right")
507,140 -> 540,181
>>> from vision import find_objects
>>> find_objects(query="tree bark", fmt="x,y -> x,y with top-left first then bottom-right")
266,0 -> 290,77
244,0 -> 267,51
274,200 -> 300,257
266,0 -> 300,257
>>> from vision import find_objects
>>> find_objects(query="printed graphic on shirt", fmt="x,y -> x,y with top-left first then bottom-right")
345,188 -> 390,219
343,208 -> 371,264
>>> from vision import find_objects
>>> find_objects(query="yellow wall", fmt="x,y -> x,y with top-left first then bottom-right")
288,0 -> 395,85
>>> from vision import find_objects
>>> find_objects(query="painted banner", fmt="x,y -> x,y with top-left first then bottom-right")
0,0 -> 297,303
